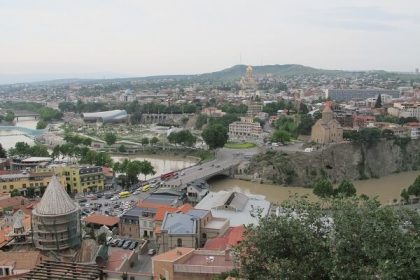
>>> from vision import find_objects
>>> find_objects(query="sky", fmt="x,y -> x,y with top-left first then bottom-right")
1,0 -> 420,83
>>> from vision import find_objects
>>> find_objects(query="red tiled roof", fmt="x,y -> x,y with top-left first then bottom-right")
228,225 -> 245,246
204,225 -> 245,250
152,247 -> 194,262
0,196 -> 29,209
154,204 -> 193,222
83,214 -> 119,227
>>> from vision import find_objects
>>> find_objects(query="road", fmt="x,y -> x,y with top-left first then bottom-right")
163,147 -> 259,187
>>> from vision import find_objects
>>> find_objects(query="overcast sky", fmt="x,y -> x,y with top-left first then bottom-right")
1,0 -> 420,82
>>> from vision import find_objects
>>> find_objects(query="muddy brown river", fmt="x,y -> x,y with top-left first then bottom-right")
209,171 -> 420,205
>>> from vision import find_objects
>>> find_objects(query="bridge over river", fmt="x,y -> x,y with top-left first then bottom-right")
162,148 -> 258,188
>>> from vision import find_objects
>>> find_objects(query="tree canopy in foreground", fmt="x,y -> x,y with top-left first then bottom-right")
236,197 -> 419,280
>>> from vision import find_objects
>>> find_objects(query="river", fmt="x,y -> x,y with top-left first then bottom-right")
0,117 -> 39,149
209,171 -> 420,205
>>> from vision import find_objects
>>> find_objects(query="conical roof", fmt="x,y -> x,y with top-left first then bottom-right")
34,175 -> 78,216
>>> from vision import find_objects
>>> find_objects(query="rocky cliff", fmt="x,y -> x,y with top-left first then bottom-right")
247,139 -> 420,186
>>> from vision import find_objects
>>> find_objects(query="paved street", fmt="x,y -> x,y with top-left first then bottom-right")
163,147 -> 259,187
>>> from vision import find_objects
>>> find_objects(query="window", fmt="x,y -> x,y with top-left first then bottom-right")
177,238 -> 182,247
5,268 -> 9,276
3,186 -> 6,190
10,185 -> 13,189
22,183 -> 26,188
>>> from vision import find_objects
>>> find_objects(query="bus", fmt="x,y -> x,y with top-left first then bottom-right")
161,171 -> 177,181
119,191 -> 130,198
142,184 -> 150,192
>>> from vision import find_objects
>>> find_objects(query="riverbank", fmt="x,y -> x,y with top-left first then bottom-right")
210,170 -> 420,205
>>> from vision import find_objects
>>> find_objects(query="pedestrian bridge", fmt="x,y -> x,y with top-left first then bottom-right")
162,159 -> 242,188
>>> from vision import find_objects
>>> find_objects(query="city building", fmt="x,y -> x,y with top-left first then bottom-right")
118,207 -> 140,238
406,122 -> 420,139
184,180 -> 210,205
203,225 -> 245,250
60,166 -> 104,194
32,176 -> 81,251
0,170 -> 66,196
82,109 -> 128,123
159,209 -> 229,253
228,117 -> 262,140
247,102 -> 263,116
152,247 -> 235,280
325,89 -> 399,102
195,191 -> 271,227
9,157 -> 52,170
388,103 -> 420,120
201,107 -> 225,118
311,103 -> 343,144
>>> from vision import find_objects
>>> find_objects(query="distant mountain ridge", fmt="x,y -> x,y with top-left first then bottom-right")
0,64 -> 418,86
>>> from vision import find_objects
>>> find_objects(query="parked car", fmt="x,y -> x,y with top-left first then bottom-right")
104,194 -> 113,199
110,239 -> 120,247
117,239 -> 125,247
96,194 -> 103,198
79,198 -> 87,203
122,240 -> 132,249
106,236 -> 113,245
147,248 -> 156,256
129,241 -> 138,250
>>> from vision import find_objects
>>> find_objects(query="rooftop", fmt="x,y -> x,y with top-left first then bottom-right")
161,212 -> 197,235
204,226 -> 245,250
152,247 -> 194,262
195,191 -> 270,226
83,214 -> 119,227
0,251 -> 41,270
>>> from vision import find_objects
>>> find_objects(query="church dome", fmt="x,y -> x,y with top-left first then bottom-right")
34,176 -> 78,216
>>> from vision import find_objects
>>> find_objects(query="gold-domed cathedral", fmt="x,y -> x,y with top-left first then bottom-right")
240,65 -> 257,90
311,102 -> 343,144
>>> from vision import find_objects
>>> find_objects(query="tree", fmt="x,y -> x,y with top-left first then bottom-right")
272,129 -> 291,144
104,132 -> 117,146
150,137 -> 159,145
374,94 -> 382,108
126,161 -> 141,184
298,114 -> 314,135
400,188 -> 409,203
113,161 -> 121,173
0,144 -> 6,158
236,197 -> 420,280
335,179 -> 356,197
4,111 -> 15,122
118,145 -> 127,153
10,189 -> 20,197
202,124 -> 228,149
298,102 -> 309,114
195,114 -> 207,130
141,137 -> 149,146
407,175 -> 420,196
139,160 -> 156,180
29,144 -> 50,157
313,179 -> 334,198
9,142 -> 31,156
36,120 -> 47,129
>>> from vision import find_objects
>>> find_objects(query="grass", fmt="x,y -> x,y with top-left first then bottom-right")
224,142 -> 257,149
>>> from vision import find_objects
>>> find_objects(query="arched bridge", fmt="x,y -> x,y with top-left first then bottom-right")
162,158 -> 242,188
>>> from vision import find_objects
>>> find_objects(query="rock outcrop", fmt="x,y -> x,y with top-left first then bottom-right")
247,139 -> 420,186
